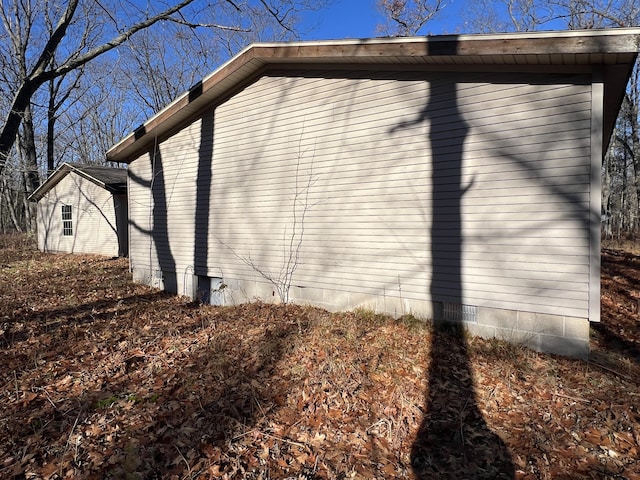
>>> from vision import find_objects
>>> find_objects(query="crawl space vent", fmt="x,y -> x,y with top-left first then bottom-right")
443,303 -> 478,323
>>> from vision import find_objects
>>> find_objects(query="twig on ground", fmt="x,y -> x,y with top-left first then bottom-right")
35,387 -> 59,411
553,391 -> 591,404
232,428 -> 307,449
588,359 -> 633,382
174,446 -> 193,479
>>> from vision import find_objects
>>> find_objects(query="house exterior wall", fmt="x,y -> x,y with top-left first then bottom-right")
36,172 -> 121,257
114,193 -> 129,257
127,69 -> 599,357
128,123 -> 202,293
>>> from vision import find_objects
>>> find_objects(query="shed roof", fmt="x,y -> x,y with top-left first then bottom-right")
29,162 -> 127,202
106,28 -> 640,163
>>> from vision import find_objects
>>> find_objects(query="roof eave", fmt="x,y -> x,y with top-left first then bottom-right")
106,28 -> 640,164
28,163 -> 73,202
28,163 -> 122,202
603,54 -> 638,154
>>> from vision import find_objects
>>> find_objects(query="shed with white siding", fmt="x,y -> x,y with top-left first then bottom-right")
29,163 -> 128,257
107,29 -> 640,357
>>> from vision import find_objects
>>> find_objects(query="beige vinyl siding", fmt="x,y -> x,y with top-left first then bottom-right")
128,153 -> 155,284
127,69 -> 594,319
128,152 -> 156,283
36,173 -> 120,257
203,70 -> 592,318
127,120 -> 203,291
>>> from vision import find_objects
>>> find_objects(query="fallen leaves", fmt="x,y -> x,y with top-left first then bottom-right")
0,235 -> 639,479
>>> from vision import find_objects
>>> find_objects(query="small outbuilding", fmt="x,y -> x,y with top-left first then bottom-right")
29,162 -> 128,257
107,29 -> 640,357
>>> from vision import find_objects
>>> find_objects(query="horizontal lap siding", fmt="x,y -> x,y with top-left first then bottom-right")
128,152 -> 156,277
209,72 -> 432,305
37,174 -> 119,256
128,69 -> 593,318
73,177 -> 119,256
457,75 -> 591,316
208,70 -> 592,318
128,121 -> 203,287
37,197 -> 60,252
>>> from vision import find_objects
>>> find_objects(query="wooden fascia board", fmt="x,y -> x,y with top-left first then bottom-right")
249,34 -> 640,59
106,29 -> 640,164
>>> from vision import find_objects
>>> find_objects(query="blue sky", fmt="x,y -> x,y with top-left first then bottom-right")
300,0 -> 383,40
299,0 -> 467,41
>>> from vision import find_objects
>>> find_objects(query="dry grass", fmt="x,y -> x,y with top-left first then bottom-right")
602,236 -> 640,255
1,234 -> 639,479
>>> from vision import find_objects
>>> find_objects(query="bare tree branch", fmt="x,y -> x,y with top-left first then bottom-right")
259,0 -> 296,34
377,0 -> 445,36
27,0 -> 80,81
165,16 -> 251,32
49,0 -> 199,79
0,0 -> 199,174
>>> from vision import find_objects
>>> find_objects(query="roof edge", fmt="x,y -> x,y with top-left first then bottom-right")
107,28 -> 640,163
28,162 -> 126,202
250,26 -> 640,46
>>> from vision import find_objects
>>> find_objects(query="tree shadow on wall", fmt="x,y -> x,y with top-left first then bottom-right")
129,145 -> 177,293
390,58 -> 515,478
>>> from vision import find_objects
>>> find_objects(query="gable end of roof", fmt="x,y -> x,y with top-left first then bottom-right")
28,163 -> 127,202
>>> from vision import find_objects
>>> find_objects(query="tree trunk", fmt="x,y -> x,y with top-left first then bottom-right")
47,83 -> 56,174
18,104 -> 40,233
1,175 -> 23,233
0,79 -> 38,174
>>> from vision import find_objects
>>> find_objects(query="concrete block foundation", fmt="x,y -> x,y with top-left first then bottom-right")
133,269 -> 590,358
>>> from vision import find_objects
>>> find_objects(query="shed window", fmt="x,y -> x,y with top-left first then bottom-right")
61,205 -> 73,236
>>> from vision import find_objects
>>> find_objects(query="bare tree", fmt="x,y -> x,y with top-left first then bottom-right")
0,0 -> 329,231
465,0 -> 639,32
377,0 -> 446,36
0,1 -> 43,232
115,21 -> 226,117
53,62 -> 140,166
464,0 -> 640,239
606,66 -> 640,238
0,0 -> 209,175
45,64 -> 86,173
0,170 -> 23,232
117,0 -> 320,117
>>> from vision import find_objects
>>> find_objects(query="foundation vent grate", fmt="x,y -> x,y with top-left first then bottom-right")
443,303 -> 478,323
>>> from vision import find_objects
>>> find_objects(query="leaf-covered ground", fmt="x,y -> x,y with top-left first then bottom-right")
1,234 -> 639,479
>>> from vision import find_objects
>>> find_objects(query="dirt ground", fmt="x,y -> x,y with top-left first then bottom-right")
1,234 -> 639,479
